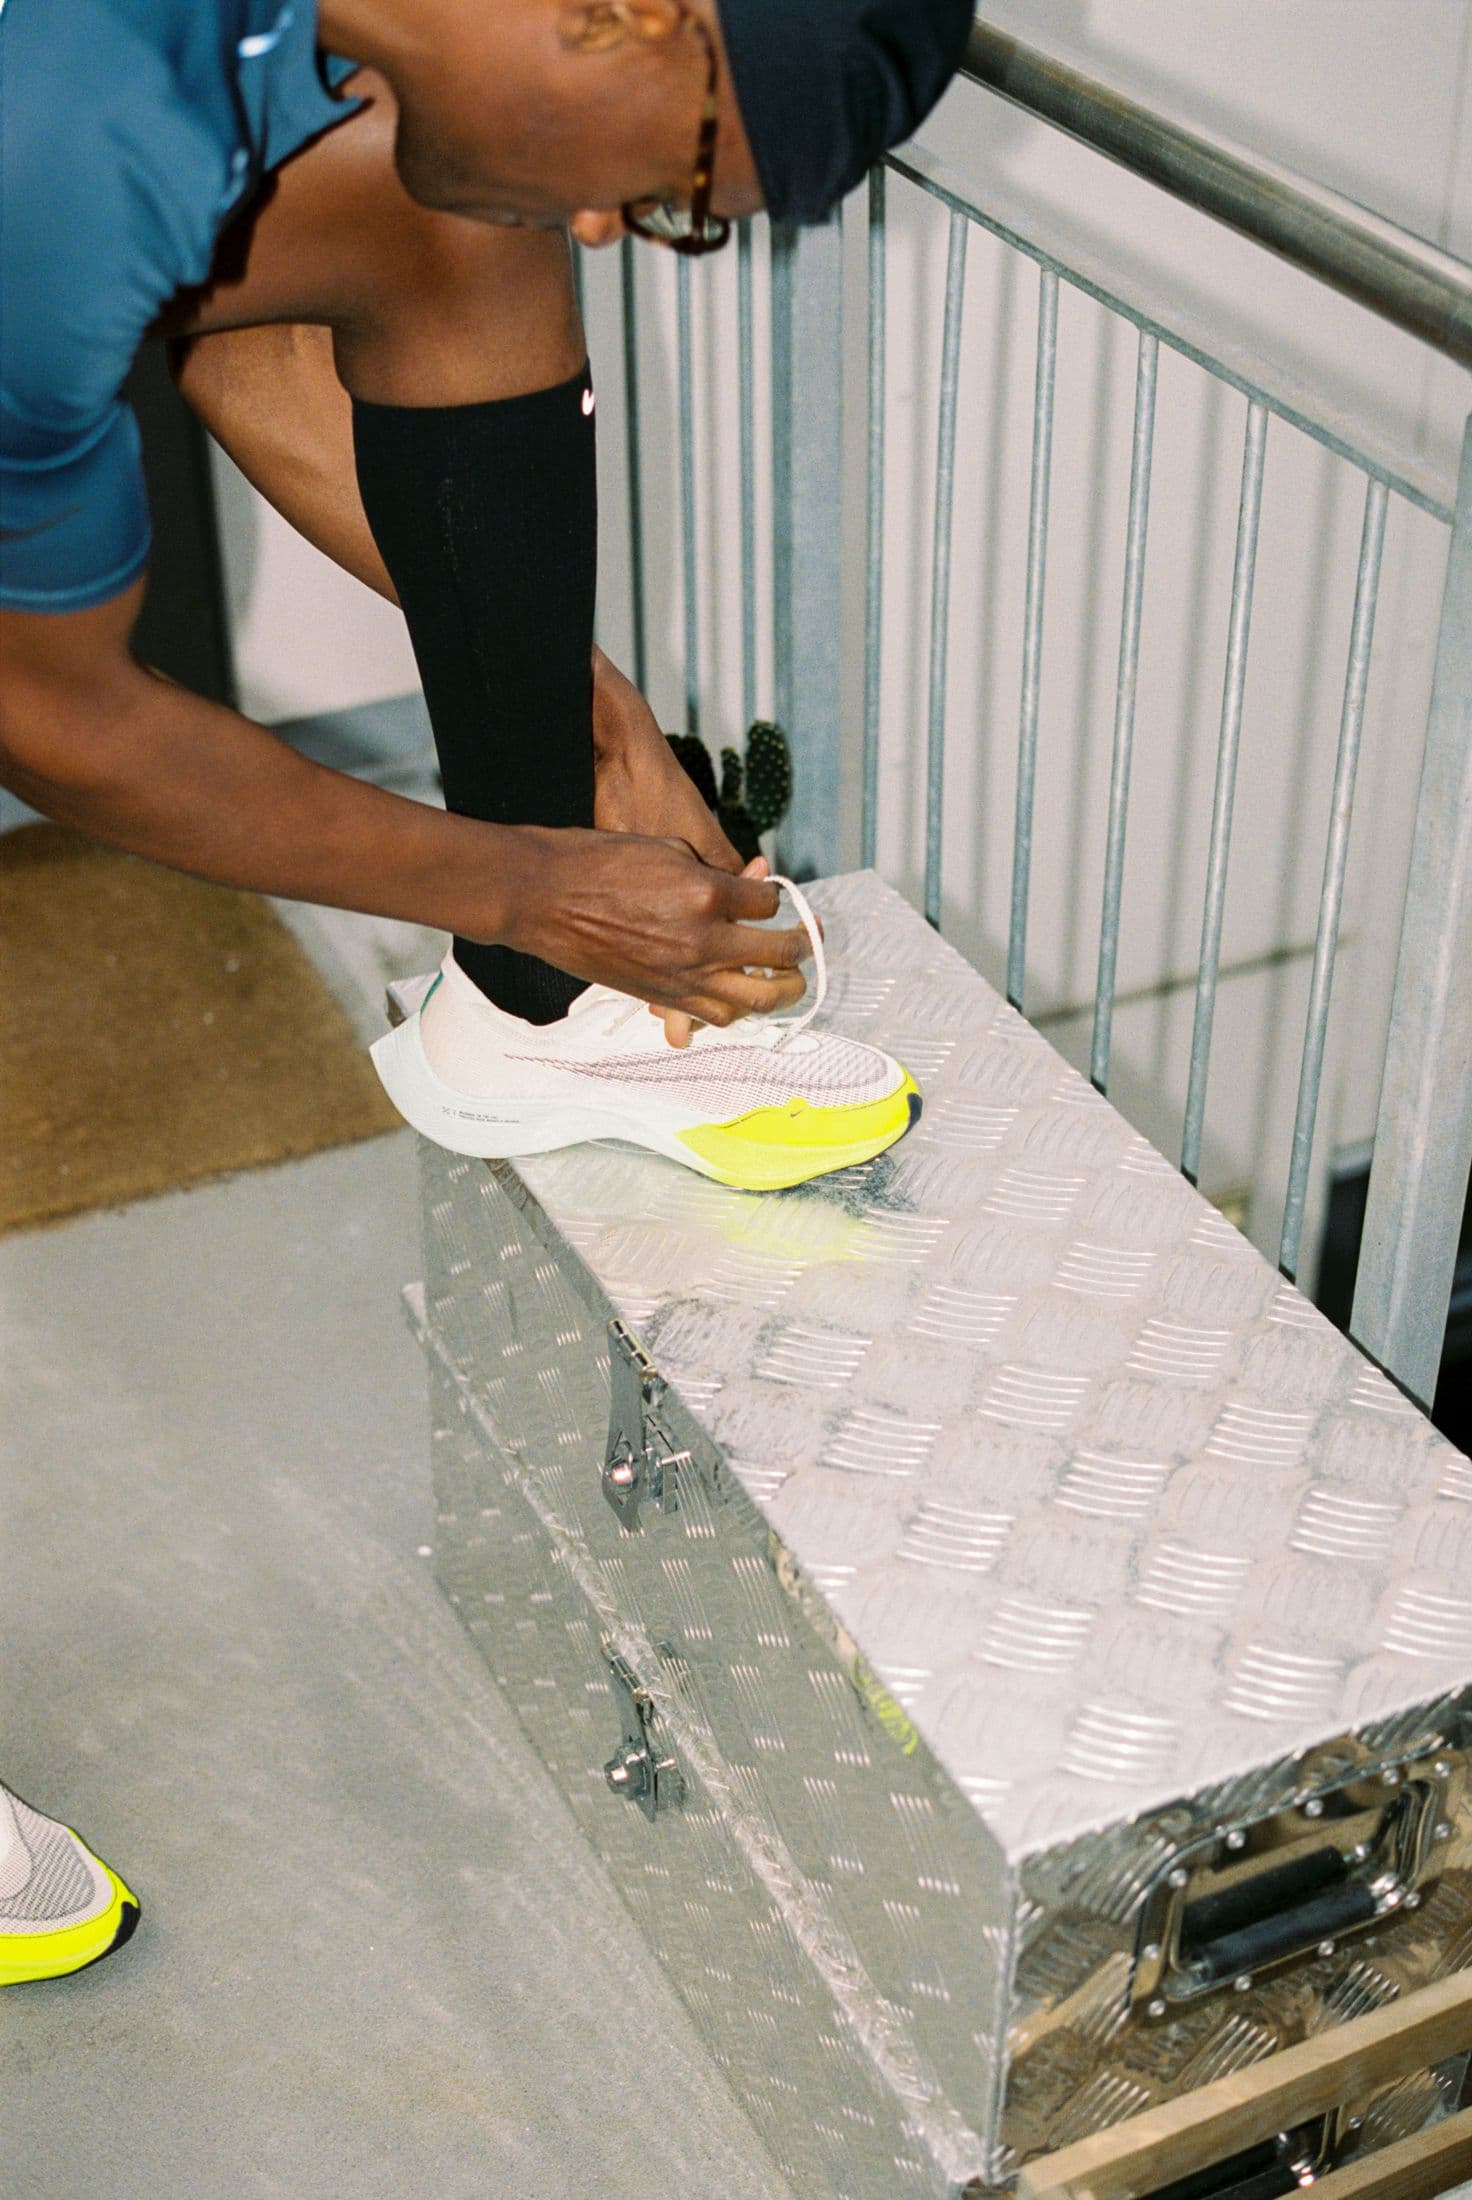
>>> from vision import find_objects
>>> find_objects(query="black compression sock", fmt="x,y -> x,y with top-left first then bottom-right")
352,365 -> 597,1024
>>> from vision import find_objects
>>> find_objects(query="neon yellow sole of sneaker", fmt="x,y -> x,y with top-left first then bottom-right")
676,1075 -> 921,1190
0,1850 -> 140,1986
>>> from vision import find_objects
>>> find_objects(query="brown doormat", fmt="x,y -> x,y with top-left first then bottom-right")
1,823 -> 403,1234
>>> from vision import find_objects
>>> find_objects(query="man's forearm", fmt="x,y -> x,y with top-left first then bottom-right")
1,572 -> 802,1021
2,635 -> 527,943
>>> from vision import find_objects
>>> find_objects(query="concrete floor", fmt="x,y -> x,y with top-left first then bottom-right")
2,1131 -> 788,2198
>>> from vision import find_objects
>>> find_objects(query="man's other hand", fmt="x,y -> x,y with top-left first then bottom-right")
591,648 -> 744,874
590,650 -> 781,1045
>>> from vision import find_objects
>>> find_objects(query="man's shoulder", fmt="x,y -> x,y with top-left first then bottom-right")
0,0 -> 246,448
0,0 -> 250,56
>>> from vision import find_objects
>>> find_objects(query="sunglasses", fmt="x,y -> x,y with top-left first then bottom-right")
621,7 -> 732,256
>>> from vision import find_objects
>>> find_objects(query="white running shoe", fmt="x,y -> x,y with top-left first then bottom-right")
370,878 -> 919,1191
0,1780 -> 139,1986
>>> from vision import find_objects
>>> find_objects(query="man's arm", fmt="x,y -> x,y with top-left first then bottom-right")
0,580 -> 804,1025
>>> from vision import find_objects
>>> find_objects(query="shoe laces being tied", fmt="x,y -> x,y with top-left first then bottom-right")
766,875 -> 828,1049
589,875 -> 829,1050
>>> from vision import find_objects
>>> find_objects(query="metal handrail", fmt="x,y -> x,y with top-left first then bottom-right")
964,22 -> 1472,371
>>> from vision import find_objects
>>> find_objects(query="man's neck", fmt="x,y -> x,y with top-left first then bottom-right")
316,0 -> 427,71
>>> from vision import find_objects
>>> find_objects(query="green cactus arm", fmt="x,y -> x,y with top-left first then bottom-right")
742,719 -> 792,834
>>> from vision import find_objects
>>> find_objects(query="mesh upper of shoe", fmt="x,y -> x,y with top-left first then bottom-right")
426,927 -> 903,1118
512,1030 -> 899,1113
0,1785 -> 107,1931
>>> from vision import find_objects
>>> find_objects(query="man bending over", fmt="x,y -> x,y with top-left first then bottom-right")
0,0 -> 969,1984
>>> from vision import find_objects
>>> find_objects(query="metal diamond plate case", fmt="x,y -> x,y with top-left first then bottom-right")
413,871 -> 1472,2196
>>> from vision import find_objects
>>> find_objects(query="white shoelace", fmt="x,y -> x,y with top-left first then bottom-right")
768,874 -> 827,1048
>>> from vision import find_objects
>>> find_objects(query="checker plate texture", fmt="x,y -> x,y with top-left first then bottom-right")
417,871 -> 1472,2193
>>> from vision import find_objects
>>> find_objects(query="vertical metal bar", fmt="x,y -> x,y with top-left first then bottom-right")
1278,476 -> 1387,1278
770,232 -> 794,739
1007,265 -> 1059,1006
924,209 -> 969,929
1180,398 -> 1269,1183
1091,328 -> 1158,1091
619,238 -> 648,695
771,213 -> 846,879
677,255 -> 700,736
862,167 -> 888,871
738,222 -> 758,733
1353,414 -> 1472,1404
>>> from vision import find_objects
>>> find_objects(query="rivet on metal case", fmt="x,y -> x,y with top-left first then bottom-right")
603,1652 -> 686,1822
603,1319 -> 690,1531
1132,1735 -> 1466,2021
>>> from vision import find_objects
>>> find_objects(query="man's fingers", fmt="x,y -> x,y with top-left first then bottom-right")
674,994 -> 741,1027
715,871 -> 783,921
707,968 -> 808,1017
647,969 -> 805,1025
712,866 -> 824,944
725,920 -> 809,971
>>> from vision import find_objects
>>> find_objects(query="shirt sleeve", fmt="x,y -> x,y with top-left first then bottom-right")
0,0 -> 158,615
0,396 -> 152,614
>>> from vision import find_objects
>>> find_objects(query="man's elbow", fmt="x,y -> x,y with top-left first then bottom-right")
0,722 -> 110,830
0,583 -> 149,819
0,656 -> 138,828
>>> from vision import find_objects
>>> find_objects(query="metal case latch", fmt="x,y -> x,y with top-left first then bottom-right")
603,1653 -> 686,1821
602,1319 -> 690,1531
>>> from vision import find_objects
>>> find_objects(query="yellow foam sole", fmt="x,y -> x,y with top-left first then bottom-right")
678,1074 -> 920,1190
0,1850 -> 140,1987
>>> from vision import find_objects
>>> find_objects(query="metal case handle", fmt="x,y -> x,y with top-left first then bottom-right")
1132,1738 -> 1465,2020
1017,1966 -> 1472,2200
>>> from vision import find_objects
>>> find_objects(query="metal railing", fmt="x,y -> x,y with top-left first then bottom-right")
963,25 -> 1472,369
599,22 -> 1472,1414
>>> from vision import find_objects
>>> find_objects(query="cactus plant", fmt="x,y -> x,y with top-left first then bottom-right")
742,721 -> 792,837
666,720 -> 792,865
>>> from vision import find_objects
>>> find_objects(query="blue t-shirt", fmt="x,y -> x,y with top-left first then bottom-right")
0,0 -> 355,611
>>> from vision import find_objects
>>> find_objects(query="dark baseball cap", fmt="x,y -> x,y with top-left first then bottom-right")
717,0 -> 974,225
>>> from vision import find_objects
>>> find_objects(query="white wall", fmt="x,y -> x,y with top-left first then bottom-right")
210,446 -> 420,725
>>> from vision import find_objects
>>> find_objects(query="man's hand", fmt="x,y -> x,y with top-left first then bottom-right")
592,647 -> 775,1043
592,648 -> 744,872
500,826 -> 807,1031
